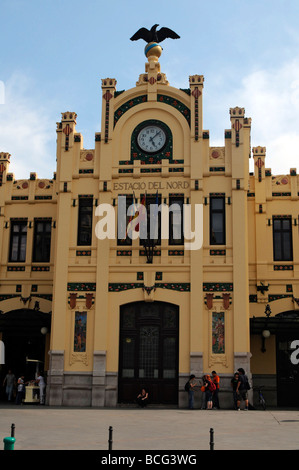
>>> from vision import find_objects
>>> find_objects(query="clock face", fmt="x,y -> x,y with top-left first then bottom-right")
137,125 -> 166,153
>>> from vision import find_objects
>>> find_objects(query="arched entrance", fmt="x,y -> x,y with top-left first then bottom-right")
275,312 -> 299,407
118,301 -> 179,404
251,310 -> 299,407
0,309 -> 51,400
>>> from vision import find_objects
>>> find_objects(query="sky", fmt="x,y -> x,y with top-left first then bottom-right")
1,0 -> 299,178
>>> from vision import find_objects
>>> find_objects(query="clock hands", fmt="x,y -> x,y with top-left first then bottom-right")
151,130 -> 162,141
149,130 -> 162,147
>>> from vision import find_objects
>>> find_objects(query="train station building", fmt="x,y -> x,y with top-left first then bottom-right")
0,42 -> 298,408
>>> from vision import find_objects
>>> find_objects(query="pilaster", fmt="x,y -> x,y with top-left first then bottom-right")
230,107 -> 251,355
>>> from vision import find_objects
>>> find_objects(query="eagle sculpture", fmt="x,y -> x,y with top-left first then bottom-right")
130,24 -> 180,43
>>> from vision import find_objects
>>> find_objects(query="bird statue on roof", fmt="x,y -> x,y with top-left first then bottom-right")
130,24 -> 180,43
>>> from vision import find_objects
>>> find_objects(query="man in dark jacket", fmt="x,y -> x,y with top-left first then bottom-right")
236,368 -> 249,411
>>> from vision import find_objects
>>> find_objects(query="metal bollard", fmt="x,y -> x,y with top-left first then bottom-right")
209,428 -> 214,451
3,437 -> 15,450
3,424 -> 15,450
108,426 -> 113,450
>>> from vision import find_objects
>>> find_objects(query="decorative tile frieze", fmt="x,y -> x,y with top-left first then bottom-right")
79,169 -> 94,174
0,294 -> 20,301
31,266 -> 50,271
274,265 -> 293,271
209,167 -> 225,172
114,95 -> 147,127
139,250 -> 161,256
67,283 -> 96,292
203,283 -> 233,292
7,266 -> 25,271
155,282 -> 190,292
108,282 -> 190,292
168,167 -> 183,172
76,250 -> 91,256
141,168 -> 162,173
118,168 -> 133,174
210,249 -> 226,256
116,250 -> 132,256
168,250 -> 184,256
268,294 -> 293,302
109,283 -> 143,292
157,95 -> 190,126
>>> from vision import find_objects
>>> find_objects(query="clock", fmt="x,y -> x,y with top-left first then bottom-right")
137,124 -> 167,153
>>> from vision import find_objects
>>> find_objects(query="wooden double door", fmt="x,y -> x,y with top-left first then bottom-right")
118,301 -> 179,405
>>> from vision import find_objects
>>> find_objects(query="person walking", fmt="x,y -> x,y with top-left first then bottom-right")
211,370 -> 220,409
204,374 -> 215,410
36,373 -> 46,405
186,374 -> 196,409
236,368 -> 249,411
15,376 -> 25,405
231,372 -> 240,409
3,370 -> 16,402
201,375 -> 207,409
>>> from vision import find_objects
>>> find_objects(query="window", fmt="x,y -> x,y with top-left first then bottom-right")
9,220 -> 27,262
139,194 -> 161,245
273,217 -> 293,261
117,195 -> 133,246
33,219 -> 52,262
169,196 -> 184,245
77,197 -> 93,246
210,196 -> 225,245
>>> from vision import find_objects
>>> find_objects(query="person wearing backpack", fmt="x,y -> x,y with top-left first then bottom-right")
185,374 -> 196,409
236,367 -> 249,411
204,374 -> 215,409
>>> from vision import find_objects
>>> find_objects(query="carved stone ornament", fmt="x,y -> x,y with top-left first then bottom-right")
70,352 -> 88,366
206,293 -> 214,310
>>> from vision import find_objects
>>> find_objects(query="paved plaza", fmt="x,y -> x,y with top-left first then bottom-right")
0,404 -> 299,451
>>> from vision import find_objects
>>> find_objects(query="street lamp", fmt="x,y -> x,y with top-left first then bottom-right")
261,304 -> 272,353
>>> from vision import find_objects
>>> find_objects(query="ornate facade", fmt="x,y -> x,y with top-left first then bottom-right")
0,44 -> 298,408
